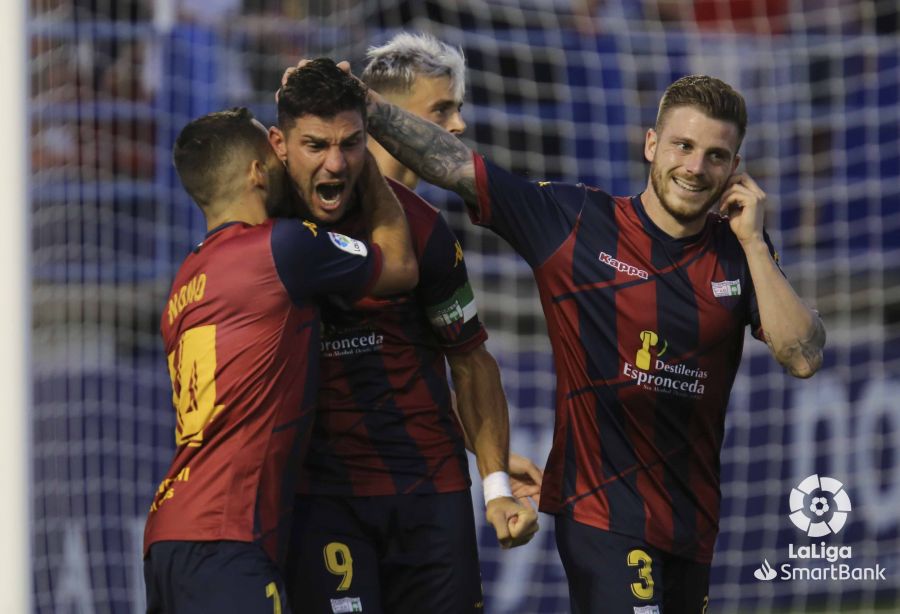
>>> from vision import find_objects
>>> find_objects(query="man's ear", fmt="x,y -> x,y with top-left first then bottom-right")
644,128 -> 657,163
268,126 -> 288,162
249,159 -> 267,190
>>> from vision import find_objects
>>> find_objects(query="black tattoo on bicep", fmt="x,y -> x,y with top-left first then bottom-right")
367,101 -> 478,205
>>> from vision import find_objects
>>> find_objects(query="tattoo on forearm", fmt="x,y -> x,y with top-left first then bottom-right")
368,100 -> 478,205
769,315 -> 826,376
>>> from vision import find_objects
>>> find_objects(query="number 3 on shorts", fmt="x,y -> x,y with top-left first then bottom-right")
627,549 -> 654,600
324,542 -> 354,591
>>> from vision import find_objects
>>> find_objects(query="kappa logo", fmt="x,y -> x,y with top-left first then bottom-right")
453,240 -> 464,267
599,252 -> 649,280
789,474 -> 852,537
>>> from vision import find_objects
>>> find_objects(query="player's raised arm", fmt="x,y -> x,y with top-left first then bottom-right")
366,90 -> 479,208
719,173 -> 825,378
357,151 -> 418,295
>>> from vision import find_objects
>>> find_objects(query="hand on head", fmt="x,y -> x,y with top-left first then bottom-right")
277,59 -> 352,102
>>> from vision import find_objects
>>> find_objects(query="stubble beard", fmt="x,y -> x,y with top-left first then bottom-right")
649,162 -> 726,226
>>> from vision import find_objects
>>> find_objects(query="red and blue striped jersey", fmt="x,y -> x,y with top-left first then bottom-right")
472,155 -> 777,563
144,218 -> 381,563
299,180 -> 486,496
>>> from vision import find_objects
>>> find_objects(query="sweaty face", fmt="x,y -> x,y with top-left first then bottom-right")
400,75 -> 466,135
645,106 -> 740,227
270,110 -> 366,224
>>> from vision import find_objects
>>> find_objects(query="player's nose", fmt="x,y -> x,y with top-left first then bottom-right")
448,111 -> 466,136
683,151 -> 705,175
322,146 -> 347,174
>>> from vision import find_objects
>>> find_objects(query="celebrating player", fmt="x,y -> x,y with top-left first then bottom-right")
270,58 -> 538,614
355,72 -> 826,612
142,107 -> 417,614
361,32 -> 467,190
360,32 -> 544,503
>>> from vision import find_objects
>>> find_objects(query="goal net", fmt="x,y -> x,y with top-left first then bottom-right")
31,0 -> 899,612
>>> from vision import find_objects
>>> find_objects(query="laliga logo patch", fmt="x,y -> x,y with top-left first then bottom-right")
789,474 -> 852,537
328,232 -> 368,257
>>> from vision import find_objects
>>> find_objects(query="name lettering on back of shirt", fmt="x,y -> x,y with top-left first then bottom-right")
167,273 -> 207,325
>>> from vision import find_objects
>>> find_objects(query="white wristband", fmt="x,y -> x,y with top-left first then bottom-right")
482,471 -> 513,504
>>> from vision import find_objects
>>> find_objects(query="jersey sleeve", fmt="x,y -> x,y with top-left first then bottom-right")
747,229 -> 784,340
270,217 -> 383,305
469,153 -> 584,268
417,211 -> 488,354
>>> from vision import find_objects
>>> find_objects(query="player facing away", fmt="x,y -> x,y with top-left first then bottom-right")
142,107 -> 418,614
360,32 -> 544,503
268,59 -> 538,614
356,73 -> 826,612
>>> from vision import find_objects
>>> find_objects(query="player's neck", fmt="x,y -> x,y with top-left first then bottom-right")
368,141 -> 418,190
204,197 -> 267,231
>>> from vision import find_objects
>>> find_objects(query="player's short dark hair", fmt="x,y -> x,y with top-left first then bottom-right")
656,75 -> 747,146
173,107 -> 270,208
277,58 -> 368,130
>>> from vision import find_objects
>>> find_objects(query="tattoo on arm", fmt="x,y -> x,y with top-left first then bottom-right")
367,100 -> 478,206
768,315 -> 826,377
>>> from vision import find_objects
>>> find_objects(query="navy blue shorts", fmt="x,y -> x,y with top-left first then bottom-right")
555,516 -> 710,614
144,541 -> 290,614
286,491 -> 483,614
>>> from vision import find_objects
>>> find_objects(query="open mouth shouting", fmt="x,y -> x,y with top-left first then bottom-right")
315,181 -> 347,208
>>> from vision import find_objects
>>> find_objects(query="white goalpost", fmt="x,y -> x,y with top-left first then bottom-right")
0,2 -> 31,613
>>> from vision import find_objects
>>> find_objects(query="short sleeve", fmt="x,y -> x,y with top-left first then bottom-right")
748,229 -> 784,340
270,217 -> 382,305
417,211 -> 488,354
470,153 -> 585,268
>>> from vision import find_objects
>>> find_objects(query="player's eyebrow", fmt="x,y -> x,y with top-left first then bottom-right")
430,99 -> 459,111
300,130 -> 364,145
299,134 -> 327,145
707,147 -> 733,160
671,135 -> 733,159
340,130 -> 364,145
